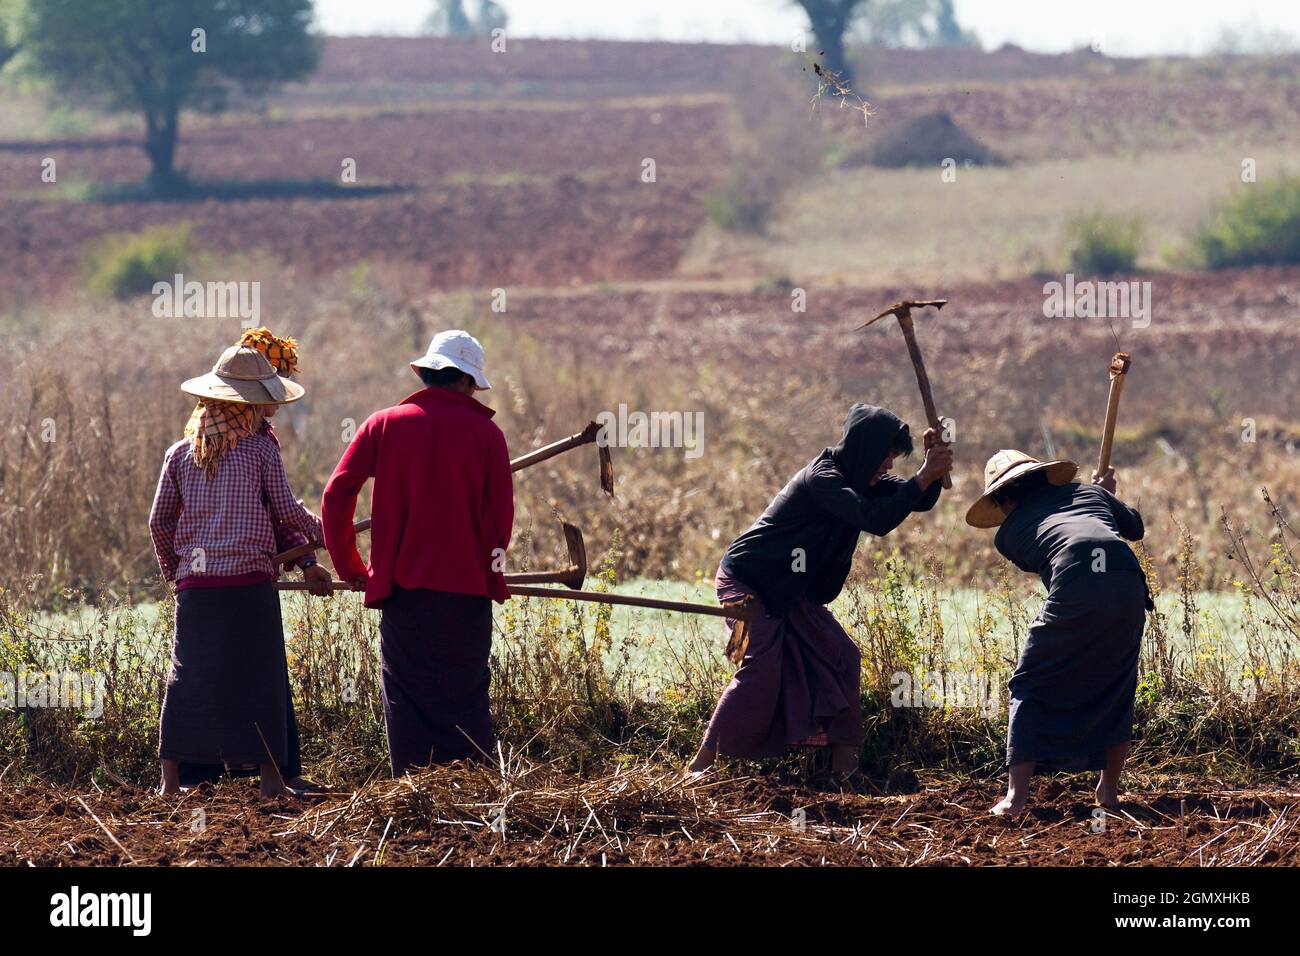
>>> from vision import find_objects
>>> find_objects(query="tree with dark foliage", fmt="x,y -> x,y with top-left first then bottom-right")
0,0 -> 20,70
792,0 -> 867,86
21,0 -> 318,189
852,0 -> 978,49
424,0 -> 507,38
795,0 -> 978,89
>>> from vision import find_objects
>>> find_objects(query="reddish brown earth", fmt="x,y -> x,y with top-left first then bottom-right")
3,774 -> 1296,866
498,265 -> 1300,430
304,36 -> 1155,90
856,71 -> 1300,161
0,102 -> 724,186
0,98 -> 728,303
5,38 -> 1297,305
0,174 -> 715,299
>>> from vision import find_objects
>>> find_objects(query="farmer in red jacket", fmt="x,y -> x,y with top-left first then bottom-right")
322,330 -> 514,775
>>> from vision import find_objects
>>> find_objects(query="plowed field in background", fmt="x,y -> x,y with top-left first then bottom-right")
0,98 -> 729,302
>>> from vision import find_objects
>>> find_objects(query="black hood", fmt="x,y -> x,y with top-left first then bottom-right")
829,404 -> 909,494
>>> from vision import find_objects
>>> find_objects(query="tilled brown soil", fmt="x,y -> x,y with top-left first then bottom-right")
0,98 -> 729,304
4,773 -> 1297,867
305,36 -> 1122,92
495,265 -> 1300,465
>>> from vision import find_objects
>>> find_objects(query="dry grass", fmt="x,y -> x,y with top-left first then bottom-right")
5,757 -> 1299,866
6,263 -> 1300,602
6,490 -> 1300,794
681,143 -> 1300,285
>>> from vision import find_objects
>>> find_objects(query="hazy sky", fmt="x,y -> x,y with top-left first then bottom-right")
315,0 -> 1300,55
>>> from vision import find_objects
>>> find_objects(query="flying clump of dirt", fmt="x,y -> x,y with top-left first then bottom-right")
866,111 -> 1005,169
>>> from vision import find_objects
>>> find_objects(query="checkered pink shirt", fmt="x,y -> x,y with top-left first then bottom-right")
260,423 -> 314,564
149,430 -> 323,584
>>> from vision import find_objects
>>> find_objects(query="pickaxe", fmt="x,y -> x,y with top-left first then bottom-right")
275,517 -> 748,649
278,521 -> 756,665
1095,352 -> 1131,478
273,421 -> 614,568
856,299 -> 952,489
510,420 -> 615,497
501,521 -> 587,589
276,521 -> 588,591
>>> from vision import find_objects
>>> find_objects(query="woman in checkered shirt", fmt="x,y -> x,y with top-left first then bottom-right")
149,344 -> 329,799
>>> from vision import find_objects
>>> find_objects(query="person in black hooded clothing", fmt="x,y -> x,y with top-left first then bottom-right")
687,404 -> 953,780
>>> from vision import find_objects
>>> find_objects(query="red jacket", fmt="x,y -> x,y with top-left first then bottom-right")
322,387 -> 514,608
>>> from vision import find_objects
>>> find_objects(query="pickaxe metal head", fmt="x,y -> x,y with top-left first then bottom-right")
856,296 -> 953,488
510,420 -> 615,498
502,521 -> 588,590
560,521 -> 588,589
586,420 -> 616,497
598,444 -> 614,497
856,299 -> 947,330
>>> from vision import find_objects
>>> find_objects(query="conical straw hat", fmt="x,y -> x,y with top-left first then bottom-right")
180,345 -> 305,405
965,449 -> 1078,528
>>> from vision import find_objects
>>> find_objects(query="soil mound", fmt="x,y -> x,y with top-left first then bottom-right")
869,111 -> 1004,168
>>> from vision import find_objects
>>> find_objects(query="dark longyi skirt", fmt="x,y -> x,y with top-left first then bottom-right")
379,586 -> 494,776
177,674 -> 302,786
1007,569 -> 1147,771
158,581 -> 289,768
701,567 -> 862,760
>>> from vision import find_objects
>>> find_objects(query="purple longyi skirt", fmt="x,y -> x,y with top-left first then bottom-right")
701,567 -> 863,759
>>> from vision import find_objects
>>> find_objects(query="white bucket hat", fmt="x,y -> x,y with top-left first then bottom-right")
410,329 -> 491,390
181,345 -> 305,405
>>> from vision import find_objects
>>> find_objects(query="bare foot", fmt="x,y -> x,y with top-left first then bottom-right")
990,794 -> 1027,817
686,744 -> 716,776
830,744 -> 859,777
159,759 -> 181,796
1095,781 -> 1120,810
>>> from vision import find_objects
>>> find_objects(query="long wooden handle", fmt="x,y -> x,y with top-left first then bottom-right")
276,581 -> 365,592
274,580 -> 754,621
1096,373 -> 1127,477
499,567 -> 583,586
507,422 -> 599,472
276,565 -> 580,592
508,585 -> 756,621
274,541 -> 322,567
273,517 -> 371,568
899,317 -> 952,489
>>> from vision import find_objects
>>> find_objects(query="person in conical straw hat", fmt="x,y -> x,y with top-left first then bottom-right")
149,344 -> 327,799
967,450 -> 1150,817
174,328 -> 334,795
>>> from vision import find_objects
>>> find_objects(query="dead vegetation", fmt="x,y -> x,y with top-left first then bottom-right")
3,758 -> 1297,867
4,265 -> 1300,602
